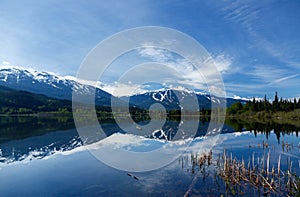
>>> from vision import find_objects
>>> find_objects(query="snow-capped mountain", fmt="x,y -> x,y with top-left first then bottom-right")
0,67 -> 114,106
122,88 -> 246,110
0,67 -> 246,109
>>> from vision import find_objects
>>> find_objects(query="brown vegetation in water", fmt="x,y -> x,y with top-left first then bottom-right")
182,149 -> 300,196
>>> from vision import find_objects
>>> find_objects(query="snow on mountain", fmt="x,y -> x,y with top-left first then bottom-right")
0,128 -> 244,166
122,89 -> 208,110
122,88 -> 246,110
0,67 -> 114,106
0,66 -> 246,109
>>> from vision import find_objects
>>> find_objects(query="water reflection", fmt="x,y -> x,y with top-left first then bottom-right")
226,118 -> 300,141
1,116 -> 299,164
0,116 -> 77,163
0,116 -> 299,196
0,116 -> 75,143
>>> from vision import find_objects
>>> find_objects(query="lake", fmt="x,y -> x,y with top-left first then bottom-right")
0,116 -> 299,196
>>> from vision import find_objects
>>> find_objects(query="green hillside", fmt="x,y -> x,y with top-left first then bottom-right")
0,85 -> 72,114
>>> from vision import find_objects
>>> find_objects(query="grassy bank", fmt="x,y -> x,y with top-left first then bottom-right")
226,109 -> 300,128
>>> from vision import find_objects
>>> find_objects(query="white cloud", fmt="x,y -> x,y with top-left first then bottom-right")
65,75 -> 101,88
249,65 -> 300,86
225,82 -> 266,95
221,1 -> 300,72
139,48 -> 172,62
0,61 -> 35,73
269,74 -> 300,85
2,61 -> 10,65
137,47 -> 228,96
101,82 -> 147,97
213,54 -> 232,74
232,95 -> 251,101
67,75 -> 149,97
251,65 -> 282,82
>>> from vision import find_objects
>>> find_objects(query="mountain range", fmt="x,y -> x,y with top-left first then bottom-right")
122,89 -> 243,111
0,67 -> 246,111
0,67 -> 114,106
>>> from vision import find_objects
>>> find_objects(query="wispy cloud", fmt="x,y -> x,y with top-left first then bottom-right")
269,74 -> 300,85
250,65 -> 284,83
221,1 -> 300,69
139,48 -> 173,63
1,1 -> 299,98
222,2 -> 259,28
67,75 -> 147,97
91,46 -> 231,97
0,1 -> 155,76
137,47 -> 231,95
100,82 -> 147,97
1,61 -> 10,66
248,65 -> 300,86
213,54 -> 232,74
225,82 -> 266,95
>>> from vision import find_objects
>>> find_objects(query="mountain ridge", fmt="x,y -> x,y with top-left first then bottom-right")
0,67 -> 246,110
0,67 -> 117,106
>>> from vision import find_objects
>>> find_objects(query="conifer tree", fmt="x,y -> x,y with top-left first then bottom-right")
273,92 -> 279,111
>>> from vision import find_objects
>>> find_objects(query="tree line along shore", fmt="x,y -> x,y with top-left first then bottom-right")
226,92 -> 300,122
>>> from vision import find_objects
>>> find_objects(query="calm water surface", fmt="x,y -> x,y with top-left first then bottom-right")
0,117 -> 299,196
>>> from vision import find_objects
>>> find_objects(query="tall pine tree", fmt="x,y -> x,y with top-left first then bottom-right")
273,92 -> 279,112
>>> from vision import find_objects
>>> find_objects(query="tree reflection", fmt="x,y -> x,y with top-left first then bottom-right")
225,118 -> 299,142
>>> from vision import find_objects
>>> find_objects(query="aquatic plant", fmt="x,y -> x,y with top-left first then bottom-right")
181,149 -> 300,196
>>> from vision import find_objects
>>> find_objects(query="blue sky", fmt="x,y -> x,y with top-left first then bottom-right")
0,0 -> 299,98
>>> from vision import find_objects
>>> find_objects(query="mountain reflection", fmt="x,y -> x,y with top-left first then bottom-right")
0,116 -> 299,164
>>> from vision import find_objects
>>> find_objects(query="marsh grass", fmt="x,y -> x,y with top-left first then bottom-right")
181,149 -> 300,196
